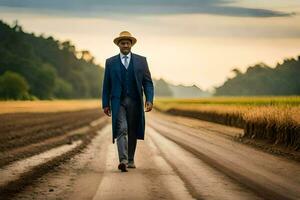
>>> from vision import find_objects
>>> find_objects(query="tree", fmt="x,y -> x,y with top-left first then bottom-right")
0,71 -> 31,100
79,50 -> 95,63
231,68 -> 242,76
53,78 -> 73,99
30,64 -> 57,99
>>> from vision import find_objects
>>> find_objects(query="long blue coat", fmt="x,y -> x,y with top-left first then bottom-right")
102,53 -> 154,143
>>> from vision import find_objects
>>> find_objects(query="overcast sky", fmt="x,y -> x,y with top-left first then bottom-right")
1,0 -> 300,90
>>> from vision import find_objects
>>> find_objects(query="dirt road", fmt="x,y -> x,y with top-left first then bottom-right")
2,110 -> 300,200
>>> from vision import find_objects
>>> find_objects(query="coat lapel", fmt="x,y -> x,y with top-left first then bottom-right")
132,53 -> 138,82
132,53 -> 142,96
113,54 -> 121,81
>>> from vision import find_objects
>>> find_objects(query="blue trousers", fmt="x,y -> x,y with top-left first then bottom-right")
115,96 -> 139,164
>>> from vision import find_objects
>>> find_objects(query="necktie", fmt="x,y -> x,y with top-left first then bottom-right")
123,55 -> 129,69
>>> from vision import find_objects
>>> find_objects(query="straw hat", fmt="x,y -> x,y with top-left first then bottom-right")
113,31 -> 137,46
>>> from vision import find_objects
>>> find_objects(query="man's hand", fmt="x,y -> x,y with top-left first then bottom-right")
103,106 -> 111,117
145,101 -> 153,112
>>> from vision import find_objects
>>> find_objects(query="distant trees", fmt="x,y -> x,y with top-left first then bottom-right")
53,78 -> 73,99
154,78 -> 173,97
215,57 -> 300,96
0,20 -> 104,100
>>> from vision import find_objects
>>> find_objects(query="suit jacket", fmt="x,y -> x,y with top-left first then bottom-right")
102,52 -> 154,143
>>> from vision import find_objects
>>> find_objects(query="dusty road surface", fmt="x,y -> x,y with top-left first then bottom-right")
1,110 -> 300,200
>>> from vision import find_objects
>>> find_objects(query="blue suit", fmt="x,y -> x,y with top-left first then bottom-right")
102,53 -> 154,143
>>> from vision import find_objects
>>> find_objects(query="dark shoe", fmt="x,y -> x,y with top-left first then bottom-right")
118,163 -> 128,172
127,162 -> 136,168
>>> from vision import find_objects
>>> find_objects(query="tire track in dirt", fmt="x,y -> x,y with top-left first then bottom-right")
0,109 -> 103,151
147,114 -> 300,200
0,111 -> 108,199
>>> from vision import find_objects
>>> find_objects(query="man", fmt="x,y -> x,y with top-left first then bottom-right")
102,31 -> 154,172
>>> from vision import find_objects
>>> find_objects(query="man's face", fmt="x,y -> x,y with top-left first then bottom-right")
118,39 -> 132,55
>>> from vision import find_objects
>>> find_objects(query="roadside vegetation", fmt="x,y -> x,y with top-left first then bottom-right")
154,96 -> 300,150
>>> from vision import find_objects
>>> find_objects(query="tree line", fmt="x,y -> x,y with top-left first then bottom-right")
214,57 -> 300,96
0,20 -> 104,100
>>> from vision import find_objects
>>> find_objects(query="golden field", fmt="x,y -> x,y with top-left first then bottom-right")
154,97 -> 300,150
154,96 -> 300,124
0,100 -> 102,114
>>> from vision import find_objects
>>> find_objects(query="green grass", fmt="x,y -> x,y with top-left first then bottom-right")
155,96 -> 300,106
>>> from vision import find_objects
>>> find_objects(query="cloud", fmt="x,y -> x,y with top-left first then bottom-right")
0,0 -> 295,18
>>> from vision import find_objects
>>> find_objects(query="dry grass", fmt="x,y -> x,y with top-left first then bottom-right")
154,97 -> 300,150
0,100 -> 101,114
155,103 -> 300,124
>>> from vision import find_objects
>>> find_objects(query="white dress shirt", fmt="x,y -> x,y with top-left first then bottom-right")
120,52 -> 131,69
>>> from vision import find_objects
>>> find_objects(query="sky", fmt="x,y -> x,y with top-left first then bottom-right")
1,0 -> 300,91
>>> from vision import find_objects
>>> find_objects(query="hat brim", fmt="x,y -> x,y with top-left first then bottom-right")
113,36 -> 137,46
